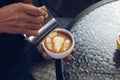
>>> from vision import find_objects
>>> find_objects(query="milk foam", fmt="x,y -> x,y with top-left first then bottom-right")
63,40 -> 70,51
45,31 -> 71,53
54,37 -> 64,52
46,37 -> 52,49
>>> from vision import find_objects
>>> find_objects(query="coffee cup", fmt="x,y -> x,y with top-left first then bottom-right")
42,28 -> 75,59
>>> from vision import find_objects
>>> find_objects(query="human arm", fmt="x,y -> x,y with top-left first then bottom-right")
0,3 -> 46,35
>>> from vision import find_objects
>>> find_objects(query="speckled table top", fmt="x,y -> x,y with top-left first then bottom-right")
61,0 -> 120,80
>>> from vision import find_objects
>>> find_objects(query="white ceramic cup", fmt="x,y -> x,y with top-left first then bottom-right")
42,28 -> 75,59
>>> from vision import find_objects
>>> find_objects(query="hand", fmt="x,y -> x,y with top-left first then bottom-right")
37,45 -> 76,61
0,3 -> 48,36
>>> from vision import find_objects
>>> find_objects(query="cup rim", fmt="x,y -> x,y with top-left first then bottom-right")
42,28 -> 75,56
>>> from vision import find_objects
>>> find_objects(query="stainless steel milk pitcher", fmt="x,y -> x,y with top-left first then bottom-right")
24,10 -> 58,46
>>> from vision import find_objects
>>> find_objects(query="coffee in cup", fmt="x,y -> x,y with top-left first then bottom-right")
42,28 -> 75,59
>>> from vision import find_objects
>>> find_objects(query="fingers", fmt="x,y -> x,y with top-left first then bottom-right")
16,4 -> 48,35
14,15 -> 45,34
63,48 -> 76,62
71,48 -> 76,54
37,44 -> 43,51
20,3 -> 48,18
15,28 -> 39,36
20,3 -> 43,16
23,15 -> 44,29
37,45 -> 52,60
24,23 -> 42,30
63,54 -> 72,62
16,21 -> 41,30
39,6 -> 48,18
24,29 -> 39,36
37,45 -> 76,61
11,26 -> 39,36
27,16 -> 44,24
40,6 -> 48,12
42,51 -> 52,60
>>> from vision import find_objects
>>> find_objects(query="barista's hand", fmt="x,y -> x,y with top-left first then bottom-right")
0,3 -> 48,36
37,45 -> 76,61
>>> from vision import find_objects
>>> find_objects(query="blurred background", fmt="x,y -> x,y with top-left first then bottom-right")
33,0 -> 101,18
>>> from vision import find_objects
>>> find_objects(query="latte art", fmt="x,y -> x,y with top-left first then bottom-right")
43,31 -> 72,53
54,37 -> 64,52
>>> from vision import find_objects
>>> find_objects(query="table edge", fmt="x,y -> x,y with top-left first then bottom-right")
61,0 -> 118,80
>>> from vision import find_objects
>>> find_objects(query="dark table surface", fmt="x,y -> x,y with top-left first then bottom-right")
61,0 -> 120,80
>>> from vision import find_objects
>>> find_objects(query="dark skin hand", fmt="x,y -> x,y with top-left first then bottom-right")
21,0 -> 77,61
0,0 -> 76,61
37,45 -> 76,61
0,3 -> 46,36
36,6 -> 76,61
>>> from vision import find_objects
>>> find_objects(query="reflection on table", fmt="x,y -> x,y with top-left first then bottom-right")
61,0 -> 120,80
